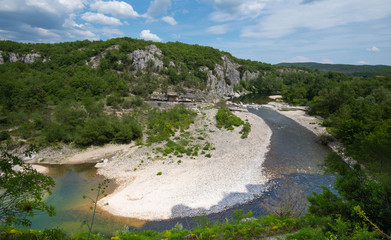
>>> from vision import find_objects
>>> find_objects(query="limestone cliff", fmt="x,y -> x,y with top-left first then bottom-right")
1,43 -> 259,102
0,51 -> 43,64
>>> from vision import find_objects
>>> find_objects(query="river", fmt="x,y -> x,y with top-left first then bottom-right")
31,106 -> 336,235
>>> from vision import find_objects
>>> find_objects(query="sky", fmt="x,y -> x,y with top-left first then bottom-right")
0,0 -> 390,65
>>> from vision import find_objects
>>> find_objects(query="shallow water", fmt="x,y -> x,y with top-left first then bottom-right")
30,164 -> 145,235
31,106 -> 336,235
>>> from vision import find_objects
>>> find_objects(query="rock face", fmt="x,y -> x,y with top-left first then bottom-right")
202,55 -> 259,101
23,53 -> 41,64
2,44 -> 260,101
0,51 -> 42,64
129,45 -> 163,71
88,45 -> 120,69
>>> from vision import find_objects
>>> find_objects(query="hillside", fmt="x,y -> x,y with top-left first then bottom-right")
277,62 -> 391,77
0,38 -> 273,104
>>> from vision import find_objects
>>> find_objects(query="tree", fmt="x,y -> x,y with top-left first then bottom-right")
82,179 -> 110,240
0,151 -> 55,226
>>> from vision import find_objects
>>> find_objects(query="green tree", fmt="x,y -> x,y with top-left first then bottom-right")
0,152 -> 55,226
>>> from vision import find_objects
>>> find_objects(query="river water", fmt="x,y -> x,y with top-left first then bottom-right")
31,106 -> 336,235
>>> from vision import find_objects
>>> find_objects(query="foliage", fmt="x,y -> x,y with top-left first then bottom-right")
0,226 -> 67,240
215,108 -> 244,130
308,154 -> 391,235
277,61 -> 391,76
146,105 -> 196,143
0,152 -> 55,227
239,122 -> 251,139
82,179 -> 110,240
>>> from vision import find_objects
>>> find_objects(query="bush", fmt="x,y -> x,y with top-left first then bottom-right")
215,108 -> 243,130
240,122 -> 251,139
43,122 -> 65,142
147,105 -> 196,143
75,117 -> 114,146
0,131 -> 10,141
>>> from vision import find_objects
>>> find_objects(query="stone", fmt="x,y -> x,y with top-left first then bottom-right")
130,45 -> 163,71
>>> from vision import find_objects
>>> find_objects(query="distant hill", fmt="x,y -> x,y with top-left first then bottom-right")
277,62 -> 391,77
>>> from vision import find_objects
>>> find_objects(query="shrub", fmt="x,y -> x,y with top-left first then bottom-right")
0,131 -> 10,141
240,122 -> 251,139
215,108 -> 243,129
147,105 -> 196,143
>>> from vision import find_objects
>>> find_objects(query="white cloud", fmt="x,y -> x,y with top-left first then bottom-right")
358,60 -> 369,65
90,1 -> 139,19
206,24 -> 229,35
241,0 -> 391,38
0,0 -> 97,42
140,29 -> 162,42
367,46 -> 380,52
207,0 -> 268,22
289,56 -> 311,62
321,59 -> 334,64
162,16 -> 177,25
146,0 -> 171,17
81,12 -> 122,26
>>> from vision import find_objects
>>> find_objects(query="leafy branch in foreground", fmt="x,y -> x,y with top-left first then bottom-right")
82,179 -> 110,240
354,205 -> 391,239
0,151 -> 55,227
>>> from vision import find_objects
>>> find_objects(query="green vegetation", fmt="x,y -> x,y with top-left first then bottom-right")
215,109 -> 243,130
0,151 -> 55,227
1,38 -> 390,239
215,108 -> 251,139
146,105 -> 196,143
1,212 -> 383,239
240,122 -> 251,139
277,62 -> 391,77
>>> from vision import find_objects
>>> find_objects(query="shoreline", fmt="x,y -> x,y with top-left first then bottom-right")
251,98 -> 357,166
96,108 -> 272,220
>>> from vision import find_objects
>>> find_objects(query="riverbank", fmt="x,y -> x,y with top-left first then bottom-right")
96,108 -> 272,220
252,97 -> 356,166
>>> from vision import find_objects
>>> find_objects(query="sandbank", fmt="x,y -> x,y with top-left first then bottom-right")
96,108 -> 272,220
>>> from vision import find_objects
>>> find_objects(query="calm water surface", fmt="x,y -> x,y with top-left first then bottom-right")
31,106 -> 336,234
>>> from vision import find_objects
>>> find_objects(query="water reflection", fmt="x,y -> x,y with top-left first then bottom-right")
31,164 -> 146,235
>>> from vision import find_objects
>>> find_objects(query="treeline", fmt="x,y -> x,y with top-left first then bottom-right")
241,66 -> 391,236
277,62 -> 391,77
241,70 -> 391,179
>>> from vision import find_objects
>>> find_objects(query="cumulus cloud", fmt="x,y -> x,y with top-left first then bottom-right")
146,0 -> 171,17
367,46 -> 380,52
206,24 -> 229,34
162,16 -> 177,25
207,0 -> 268,22
358,60 -> 369,65
90,1 -> 139,18
140,29 -> 162,42
82,12 -> 122,26
241,0 -> 391,38
0,0 -> 100,42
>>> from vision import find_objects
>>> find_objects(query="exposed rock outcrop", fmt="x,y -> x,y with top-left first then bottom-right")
201,55 -> 260,101
129,45 -> 163,71
88,45 -> 120,69
2,43 -> 260,102
0,51 -> 42,64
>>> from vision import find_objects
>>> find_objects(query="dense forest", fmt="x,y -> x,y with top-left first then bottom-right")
277,62 -> 391,77
1,38 -> 391,239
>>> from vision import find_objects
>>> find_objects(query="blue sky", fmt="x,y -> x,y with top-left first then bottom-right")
0,0 -> 390,65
